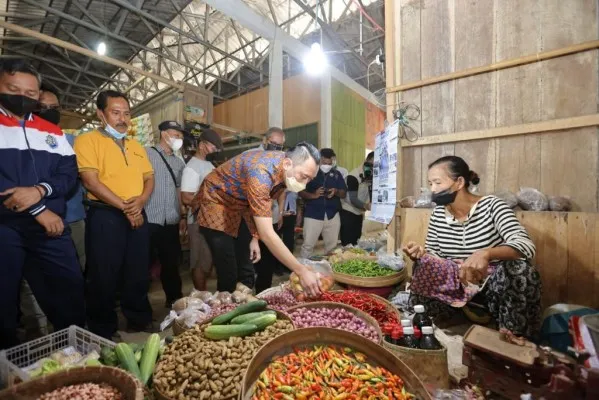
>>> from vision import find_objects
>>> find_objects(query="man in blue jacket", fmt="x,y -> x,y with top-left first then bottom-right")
0,59 -> 85,349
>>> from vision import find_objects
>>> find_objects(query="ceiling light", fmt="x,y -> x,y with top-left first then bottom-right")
303,42 -> 327,76
97,42 -> 107,56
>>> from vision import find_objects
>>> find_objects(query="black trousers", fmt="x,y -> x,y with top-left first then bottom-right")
0,219 -> 85,349
340,209 -> 364,246
281,215 -> 296,254
201,220 -> 254,293
85,207 -> 152,339
255,224 -> 282,294
149,223 -> 183,303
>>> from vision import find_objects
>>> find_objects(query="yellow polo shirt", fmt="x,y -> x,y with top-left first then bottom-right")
74,130 -> 153,200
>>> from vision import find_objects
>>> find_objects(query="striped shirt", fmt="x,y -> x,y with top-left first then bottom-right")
425,195 -> 535,261
145,145 -> 184,225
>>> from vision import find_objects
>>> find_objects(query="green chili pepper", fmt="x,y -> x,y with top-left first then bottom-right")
332,260 -> 395,277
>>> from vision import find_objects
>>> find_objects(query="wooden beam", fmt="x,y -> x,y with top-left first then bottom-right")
387,39 -> 599,94
401,114 -> 599,147
0,21 -> 183,90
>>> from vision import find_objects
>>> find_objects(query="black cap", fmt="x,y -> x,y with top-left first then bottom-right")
199,128 -> 223,151
158,120 -> 188,134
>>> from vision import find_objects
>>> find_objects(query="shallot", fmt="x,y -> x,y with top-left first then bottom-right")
260,288 -> 299,311
289,307 -> 379,342
37,383 -> 122,400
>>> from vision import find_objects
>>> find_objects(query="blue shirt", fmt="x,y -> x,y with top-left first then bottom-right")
303,168 -> 347,220
284,191 -> 298,214
65,134 -> 86,223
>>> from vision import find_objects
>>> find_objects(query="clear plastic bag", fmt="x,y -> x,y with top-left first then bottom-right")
376,248 -> 405,271
399,196 -> 416,208
290,259 -> 335,301
176,307 -> 209,328
190,290 -> 214,302
232,291 -> 248,303
415,187 -> 434,208
215,291 -> 233,304
494,190 -> 518,209
172,297 -> 205,313
235,282 -> 253,295
517,187 -> 549,211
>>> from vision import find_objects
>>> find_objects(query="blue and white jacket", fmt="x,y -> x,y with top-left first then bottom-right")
0,109 -> 78,220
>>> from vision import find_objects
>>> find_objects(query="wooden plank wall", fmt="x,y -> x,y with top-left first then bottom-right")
400,209 -> 599,309
389,0 -> 599,212
212,74 -> 321,136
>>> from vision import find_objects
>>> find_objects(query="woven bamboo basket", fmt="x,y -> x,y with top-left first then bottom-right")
333,267 -> 407,287
0,366 -> 143,400
286,301 -> 383,343
324,290 -> 401,328
383,341 -> 449,392
240,328 -> 432,400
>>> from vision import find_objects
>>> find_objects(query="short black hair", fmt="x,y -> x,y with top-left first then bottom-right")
40,84 -> 59,99
96,90 -> 129,111
286,141 -> 320,165
320,148 -> 336,159
0,59 -> 42,88
366,151 -> 374,161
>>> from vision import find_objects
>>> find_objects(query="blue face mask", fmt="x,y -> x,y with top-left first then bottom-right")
101,116 -> 127,140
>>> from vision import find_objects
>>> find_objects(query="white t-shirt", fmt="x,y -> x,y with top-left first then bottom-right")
181,156 -> 214,224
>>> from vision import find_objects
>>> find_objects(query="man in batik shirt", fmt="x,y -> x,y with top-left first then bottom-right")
192,142 -> 323,296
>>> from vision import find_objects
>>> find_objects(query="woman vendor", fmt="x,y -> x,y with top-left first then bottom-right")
402,156 -> 542,337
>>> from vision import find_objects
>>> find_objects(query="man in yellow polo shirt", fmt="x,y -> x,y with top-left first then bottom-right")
74,90 -> 155,339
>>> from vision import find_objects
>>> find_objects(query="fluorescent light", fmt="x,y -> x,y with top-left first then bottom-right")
97,42 -> 107,56
303,42 -> 328,76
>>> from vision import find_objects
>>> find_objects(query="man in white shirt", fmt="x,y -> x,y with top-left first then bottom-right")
180,129 -> 223,290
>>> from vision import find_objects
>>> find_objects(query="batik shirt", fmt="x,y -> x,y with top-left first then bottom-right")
193,150 -> 287,237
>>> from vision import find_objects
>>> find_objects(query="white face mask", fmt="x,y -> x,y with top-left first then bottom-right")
165,134 -> 183,151
320,164 -> 333,173
285,176 -> 306,192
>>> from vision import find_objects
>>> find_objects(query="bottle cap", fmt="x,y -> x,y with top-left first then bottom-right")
403,326 -> 414,335
414,305 -> 425,313
422,326 -> 434,335
400,319 -> 411,327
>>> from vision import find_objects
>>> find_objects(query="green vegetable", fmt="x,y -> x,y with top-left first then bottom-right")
204,324 -> 258,340
86,359 -> 102,367
230,310 -> 276,324
135,350 -> 142,363
42,359 -> 61,374
244,313 -> 277,330
128,343 -> 142,353
115,343 -> 142,381
212,300 -> 267,325
333,259 -> 395,277
139,333 -> 161,385
100,346 -> 118,366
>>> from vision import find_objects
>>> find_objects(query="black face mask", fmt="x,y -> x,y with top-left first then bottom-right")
265,142 -> 284,151
363,163 -> 373,179
205,152 -> 221,163
431,188 -> 458,206
0,93 -> 40,117
36,108 -> 61,125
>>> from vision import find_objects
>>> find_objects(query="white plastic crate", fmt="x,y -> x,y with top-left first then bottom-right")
0,325 -> 116,387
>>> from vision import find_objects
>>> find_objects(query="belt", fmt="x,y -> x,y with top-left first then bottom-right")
84,199 -> 119,211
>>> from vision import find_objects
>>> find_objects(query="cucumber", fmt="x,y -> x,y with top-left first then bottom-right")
230,310 -> 276,325
115,343 -> 142,381
204,324 -> 258,340
245,313 -> 277,330
139,333 -> 161,385
211,300 -> 268,325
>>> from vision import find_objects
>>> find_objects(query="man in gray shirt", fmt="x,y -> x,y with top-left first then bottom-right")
145,121 -> 186,307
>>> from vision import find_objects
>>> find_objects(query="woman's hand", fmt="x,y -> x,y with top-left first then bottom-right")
298,267 -> 322,298
459,249 -> 490,284
402,241 -> 426,261
249,237 -> 261,263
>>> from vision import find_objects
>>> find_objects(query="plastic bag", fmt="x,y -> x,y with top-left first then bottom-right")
493,190 -> 518,209
549,196 -> 572,212
190,290 -> 214,302
290,259 -> 335,301
236,282 -> 253,295
215,291 -> 233,304
399,196 -> 416,208
232,291 -> 248,303
176,307 -> 209,328
517,187 -> 549,211
376,248 -> 405,271
172,297 -> 205,313
415,187 -> 434,208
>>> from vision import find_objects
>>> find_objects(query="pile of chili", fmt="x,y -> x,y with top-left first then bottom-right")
251,345 -> 413,400
318,291 -> 399,327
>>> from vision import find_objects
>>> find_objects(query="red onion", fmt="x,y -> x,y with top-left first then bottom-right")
289,307 -> 379,342
260,288 -> 300,311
